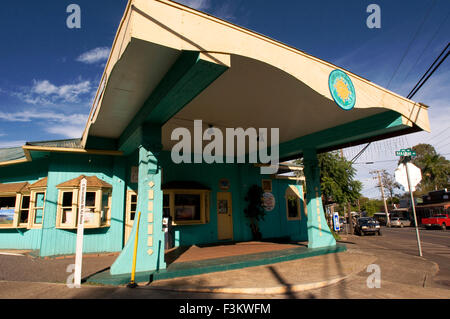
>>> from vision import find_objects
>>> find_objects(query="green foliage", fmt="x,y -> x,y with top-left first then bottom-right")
359,197 -> 383,216
408,144 -> 450,192
316,152 -> 362,206
244,185 -> 266,240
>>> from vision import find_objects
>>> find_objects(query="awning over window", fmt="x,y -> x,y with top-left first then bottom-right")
0,182 -> 29,194
56,175 -> 112,189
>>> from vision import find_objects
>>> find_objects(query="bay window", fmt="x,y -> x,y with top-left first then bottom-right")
56,175 -> 112,229
0,179 -> 48,229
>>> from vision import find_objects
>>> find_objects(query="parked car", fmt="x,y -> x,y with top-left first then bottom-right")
354,217 -> 381,236
389,217 -> 411,228
422,214 -> 450,230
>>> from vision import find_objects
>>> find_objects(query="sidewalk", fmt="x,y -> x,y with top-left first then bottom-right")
1,237 -> 449,299
147,247 -> 375,295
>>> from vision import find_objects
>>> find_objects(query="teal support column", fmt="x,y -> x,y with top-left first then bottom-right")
303,149 -> 336,249
111,125 -> 165,275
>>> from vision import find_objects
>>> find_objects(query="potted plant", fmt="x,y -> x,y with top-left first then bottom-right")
244,185 -> 266,240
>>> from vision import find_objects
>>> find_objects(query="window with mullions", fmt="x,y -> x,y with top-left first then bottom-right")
19,195 -> 30,225
61,191 -> 75,225
33,192 -> 45,225
129,193 -> 137,221
162,189 -> 210,225
163,194 -> 170,218
0,196 -> 17,228
285,185 -> 301,221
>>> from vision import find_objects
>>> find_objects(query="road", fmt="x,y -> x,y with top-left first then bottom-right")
373,226 -> 450,288
0,226 -> 448,299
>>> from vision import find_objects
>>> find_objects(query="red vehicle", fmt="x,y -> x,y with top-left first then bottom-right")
421,214 -> 450,230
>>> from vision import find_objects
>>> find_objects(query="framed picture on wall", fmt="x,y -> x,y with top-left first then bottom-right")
262,179 -> 272,192
219,179 -> 230,190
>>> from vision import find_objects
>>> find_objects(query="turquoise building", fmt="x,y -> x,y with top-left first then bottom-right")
0,0 -> 430,276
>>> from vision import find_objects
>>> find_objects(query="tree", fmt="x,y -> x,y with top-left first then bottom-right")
359,197 -> 383,216
296,151 -> 362,207
404,144 -> 450,192
379,169 -> 401,204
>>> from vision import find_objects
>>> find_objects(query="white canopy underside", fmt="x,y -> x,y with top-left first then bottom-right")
83,0 -> 430,152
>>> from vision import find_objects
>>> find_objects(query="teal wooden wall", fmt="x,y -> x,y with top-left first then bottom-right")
0,153 -> 126,256
160,152 -> 307,246
39,153 -> 125,257
0,159 -> 49,250
0,149 -> 307,255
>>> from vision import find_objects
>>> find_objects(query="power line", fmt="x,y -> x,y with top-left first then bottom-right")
432,133 -> 450,148
386,0 -> 437,90
402,9 -> 450,85
354,42 -> 449,161
407,42 -> 450,99
425,124 -> 450,144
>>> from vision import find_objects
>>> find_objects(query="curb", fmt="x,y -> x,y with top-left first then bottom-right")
146,275 -> 351,295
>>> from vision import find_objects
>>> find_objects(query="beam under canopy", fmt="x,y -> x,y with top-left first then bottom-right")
118,50 -> 230,154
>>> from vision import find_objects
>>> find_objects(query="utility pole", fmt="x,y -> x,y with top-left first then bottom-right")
371,170 -> 390,226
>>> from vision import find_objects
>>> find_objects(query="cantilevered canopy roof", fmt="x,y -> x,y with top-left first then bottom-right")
0,0 -> 430,168
81,0 -> 429,158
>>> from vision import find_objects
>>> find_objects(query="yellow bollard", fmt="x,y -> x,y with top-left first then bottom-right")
127,211 -> 141,288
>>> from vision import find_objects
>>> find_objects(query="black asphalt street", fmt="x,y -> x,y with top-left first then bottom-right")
372,226 -> 450,288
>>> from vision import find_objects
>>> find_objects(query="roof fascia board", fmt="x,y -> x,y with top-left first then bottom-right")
279,111 -> 409,159
22,145 -> 123,157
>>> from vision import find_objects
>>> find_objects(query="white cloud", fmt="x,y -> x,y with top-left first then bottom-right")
45,125 -> 85,138
76,47 -> 110,65
13,79 -> 91,105
0,110 -> 88,139
0,140 -> 26,148
177,0 -> 210,10
0,110 -> 87,125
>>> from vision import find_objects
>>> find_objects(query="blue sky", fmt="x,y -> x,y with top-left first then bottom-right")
0,0 -> 449,198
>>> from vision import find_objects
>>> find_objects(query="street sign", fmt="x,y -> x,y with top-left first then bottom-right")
395,148 -> 416,157
74,178 -> 87,288
333,212 -> 340,232
395,163 -> 422,192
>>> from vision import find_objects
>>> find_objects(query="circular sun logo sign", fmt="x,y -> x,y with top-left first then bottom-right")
329,69 -> 356,111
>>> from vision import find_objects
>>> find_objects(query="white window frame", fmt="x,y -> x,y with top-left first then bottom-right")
56,187 -> 112,229
18,193 -> 31,228
28,189 -> 46,229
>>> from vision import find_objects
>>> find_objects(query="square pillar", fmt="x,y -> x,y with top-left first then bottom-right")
303,149 -> 336,249
111,125 -> 165,275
